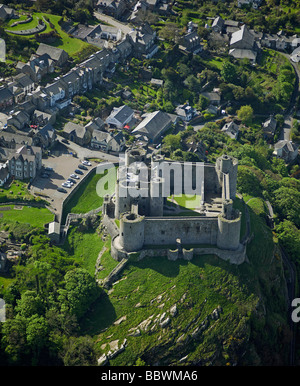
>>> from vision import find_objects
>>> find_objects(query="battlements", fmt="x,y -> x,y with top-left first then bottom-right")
103,151 -> 245,264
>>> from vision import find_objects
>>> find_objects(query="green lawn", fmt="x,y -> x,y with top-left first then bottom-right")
0,205 -> 54,228
62,168 -> 117,223
5,11 -> 93,58
170,194 -> 202,210
0,180 -> 33,201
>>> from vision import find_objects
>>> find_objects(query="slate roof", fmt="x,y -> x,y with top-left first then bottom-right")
38,123 -> 56,141
36,43 -> 68,62
212,16 -> 224,30
107,105 -> 134,125
64,122 -> 87,139
229,48 -> 257,60
274,140 -> 298,152
132,110 -> 172,140
230,25 -> 254,48
0,87 -> 13,102
13,73 -> 34,88
221,121 -> 239,139
263,116 -> 277,134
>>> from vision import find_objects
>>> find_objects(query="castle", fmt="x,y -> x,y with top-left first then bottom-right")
103,148 -> 247,265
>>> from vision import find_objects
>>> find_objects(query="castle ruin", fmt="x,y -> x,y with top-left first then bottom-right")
103,148 -> 247,265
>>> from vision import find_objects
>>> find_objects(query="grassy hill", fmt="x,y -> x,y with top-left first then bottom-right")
79,199 -> 290,366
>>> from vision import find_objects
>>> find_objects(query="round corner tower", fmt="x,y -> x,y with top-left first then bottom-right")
119,212 -> 145,252
217,198 -> 241,250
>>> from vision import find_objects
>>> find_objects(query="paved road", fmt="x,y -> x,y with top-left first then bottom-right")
94,11 -> 133,36
56,135 -> 120,164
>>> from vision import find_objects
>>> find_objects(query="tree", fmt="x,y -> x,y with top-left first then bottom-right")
183,74 -> 199,92
272,186 -> 300,227
15,291 -> 44,319
62,336 -> 97,366
276,220 -> 300,262
58,268 -> 101,319
221,61 -> 238,84
197,94 -> 209,111
237,105 -> 254,126
162,134 -> 181,152
26,315 -> 49,364
158,23 -> 180,43
237,166 -> 262,197
1,316 -> 27,364
164,101 -> 174,113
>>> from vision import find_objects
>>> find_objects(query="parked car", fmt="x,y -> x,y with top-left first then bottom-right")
45,167 -> 53,172
75,169 -> 83,175
57,187 -> 67,193
78,164 -> 88,170
62,182 -> 72,188
70,174 -> 79,179
82,160 -> 91,166
67,178 -> 76,184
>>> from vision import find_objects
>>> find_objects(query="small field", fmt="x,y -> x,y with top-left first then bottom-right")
171,194 -> 202,209
0,205 -> 54,228
62,168 -> 117,223
0,180 -> 34,202
4,11 -> 93,58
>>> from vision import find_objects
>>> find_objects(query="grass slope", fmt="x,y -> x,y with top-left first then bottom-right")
0,205 -> 53,228
80,200 -> 289,366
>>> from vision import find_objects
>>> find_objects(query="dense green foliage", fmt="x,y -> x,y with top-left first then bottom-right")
0,0 -> 299,366
0,224 -> 101,365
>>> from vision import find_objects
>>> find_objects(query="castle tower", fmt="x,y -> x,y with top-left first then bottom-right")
216,154 -> 238,200
217,199 -> 241,250
150,176 -> 164,216
125,147 -> 147,167
119,212 -> 145,252
114,170 -> 132,219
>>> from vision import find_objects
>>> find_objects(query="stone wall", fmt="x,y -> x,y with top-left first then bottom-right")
143,216 -> 218,246
110,236 -> 247,265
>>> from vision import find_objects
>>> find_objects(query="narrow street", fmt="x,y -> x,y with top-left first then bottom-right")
94,11 -> 134,36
